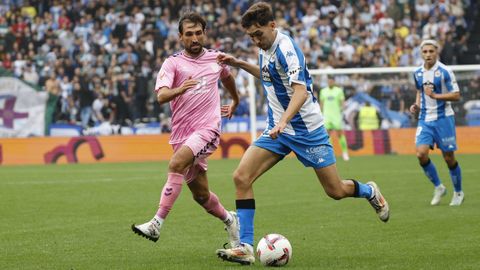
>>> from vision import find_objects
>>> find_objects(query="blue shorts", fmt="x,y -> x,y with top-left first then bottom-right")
415,116 -> 457,152
254,126 -> 336,169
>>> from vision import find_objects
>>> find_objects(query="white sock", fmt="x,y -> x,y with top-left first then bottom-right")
242,243 -> 254,252
223,212 -> 233,225
151,215 -> 164,228
369,185 -> 375,200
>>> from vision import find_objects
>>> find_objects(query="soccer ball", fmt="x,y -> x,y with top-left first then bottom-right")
256,233 -> 292,267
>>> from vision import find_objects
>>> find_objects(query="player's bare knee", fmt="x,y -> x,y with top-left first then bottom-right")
168,159 -> 188,174
416,151 -> 428,162
443,153 -> 456,166
233,170 -> 252,191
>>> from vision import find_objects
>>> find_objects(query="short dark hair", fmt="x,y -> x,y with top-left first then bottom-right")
241,2 -> 274,29
178,12 -> 206,34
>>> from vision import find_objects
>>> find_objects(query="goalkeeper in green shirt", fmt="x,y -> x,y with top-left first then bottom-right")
320,77 -> 350,161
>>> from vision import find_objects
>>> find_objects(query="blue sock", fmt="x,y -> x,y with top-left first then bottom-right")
421,159 -> 441,187
236,199 -> 255,247
352,180 -> 373,198
449,162 -> 462,192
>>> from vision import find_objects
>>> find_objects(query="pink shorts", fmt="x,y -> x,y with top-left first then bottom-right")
172,129 -> 220,183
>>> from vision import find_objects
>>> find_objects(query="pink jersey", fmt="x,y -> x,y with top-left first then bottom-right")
155,49 -> 230,144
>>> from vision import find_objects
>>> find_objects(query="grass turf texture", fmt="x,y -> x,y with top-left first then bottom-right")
1,155 -> 479,269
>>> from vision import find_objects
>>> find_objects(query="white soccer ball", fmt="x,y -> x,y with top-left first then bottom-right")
256,233 -> 292,267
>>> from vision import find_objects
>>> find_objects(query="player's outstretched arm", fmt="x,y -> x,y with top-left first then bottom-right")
220,73 -> 240,119
156,78 -> 199,104
217,53 -> 261,79
269,82 -> 308,139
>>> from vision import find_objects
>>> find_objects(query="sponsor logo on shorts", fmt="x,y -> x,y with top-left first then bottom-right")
441,136 -> 455,144
305,146 -> 329,164
306,146 -> 326,154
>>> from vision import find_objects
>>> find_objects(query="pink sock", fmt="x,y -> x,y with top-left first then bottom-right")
156,172 -> 184,219
201,192 -> 228,220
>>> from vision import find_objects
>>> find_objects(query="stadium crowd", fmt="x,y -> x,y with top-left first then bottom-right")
0,0 -> 478,130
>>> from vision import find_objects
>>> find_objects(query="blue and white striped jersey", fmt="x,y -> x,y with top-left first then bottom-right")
413,61 -> 459,122
259,30 -> 323,135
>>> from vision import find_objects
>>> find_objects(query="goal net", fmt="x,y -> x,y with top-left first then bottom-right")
308,65 -> 480,131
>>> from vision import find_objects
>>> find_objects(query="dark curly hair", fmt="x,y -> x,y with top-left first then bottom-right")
241,2 -> 274,29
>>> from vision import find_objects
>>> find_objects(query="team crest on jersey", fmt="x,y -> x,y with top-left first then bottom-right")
210,63 -> 220,72
268,55 -> 276,63
434,70 -> 441,77
417,72 -> 423,77
262,66 -> 271,82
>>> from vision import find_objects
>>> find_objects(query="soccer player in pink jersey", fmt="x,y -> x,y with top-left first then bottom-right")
131,12 -> 241,248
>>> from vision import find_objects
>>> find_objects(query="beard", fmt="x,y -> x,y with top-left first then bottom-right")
185,43 -> 203,56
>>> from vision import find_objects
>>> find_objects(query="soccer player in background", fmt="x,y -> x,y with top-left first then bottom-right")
410,39 -> 464,206
215,2 -> 390,265
320,77 -> 350,161
131,12 -> 241,248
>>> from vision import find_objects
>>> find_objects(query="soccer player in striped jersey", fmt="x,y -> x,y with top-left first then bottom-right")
410,39 -> 464,206
215,2 -> 389,265
131,12 -> 241,248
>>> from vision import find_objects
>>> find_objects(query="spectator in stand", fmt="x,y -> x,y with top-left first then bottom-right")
0,0 -> 476,132
72,74 -> 95,128
92,92 -> 114,125
44,72 -> 60,96
22,62 -> 39,84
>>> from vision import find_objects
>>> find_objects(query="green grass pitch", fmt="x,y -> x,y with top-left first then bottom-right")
1,154 -> 479,269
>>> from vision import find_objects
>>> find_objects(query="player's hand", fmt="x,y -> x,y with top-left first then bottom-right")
221,100 -> 238,119
409,104 -> 419,114
409,104 -> 420,119
423,83 -> 436,99
269,122 -> 287,139
217,53 -> 238,67
179,78 -> 199,94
